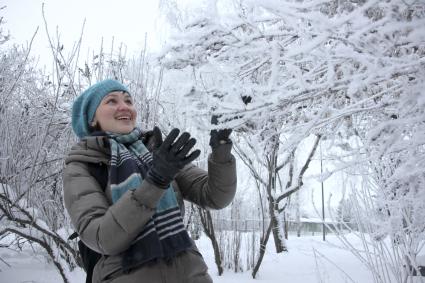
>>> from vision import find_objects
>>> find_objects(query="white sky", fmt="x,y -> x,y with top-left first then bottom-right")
2,0 -> 162,66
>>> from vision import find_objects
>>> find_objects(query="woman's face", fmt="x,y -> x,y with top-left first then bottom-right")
92,91 -> 137,134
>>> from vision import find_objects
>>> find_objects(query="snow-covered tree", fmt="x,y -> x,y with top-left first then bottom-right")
159,0 -> 425,279
0,7 -> 166,280
0,21 -> 80,282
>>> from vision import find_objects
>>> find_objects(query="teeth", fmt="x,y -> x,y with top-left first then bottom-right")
117,116 -> 130,120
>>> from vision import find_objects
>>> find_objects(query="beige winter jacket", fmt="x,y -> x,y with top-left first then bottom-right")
63,135 -> 237,283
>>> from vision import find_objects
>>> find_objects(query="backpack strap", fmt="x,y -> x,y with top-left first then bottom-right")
68,231 -> 79,240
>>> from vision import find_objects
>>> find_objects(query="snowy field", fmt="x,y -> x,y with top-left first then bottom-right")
2,233 -> 424,283
3,233 -> 420,283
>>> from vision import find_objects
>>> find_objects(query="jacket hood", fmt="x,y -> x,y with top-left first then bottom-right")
65,129 -> 158,166
65,136 -> 111,165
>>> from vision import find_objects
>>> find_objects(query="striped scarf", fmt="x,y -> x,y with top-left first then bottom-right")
107,128 -> 193,272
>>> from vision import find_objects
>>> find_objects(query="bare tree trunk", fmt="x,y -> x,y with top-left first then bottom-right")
283,212 -> 289,240
269,200 -> 286,253
266,135 -> 286,253
198,208 -> 223,275
252,220 -> 273,278
236,134 -> 321,275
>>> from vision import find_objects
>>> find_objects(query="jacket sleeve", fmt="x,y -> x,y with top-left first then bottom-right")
63,161 -> 165,255
175,153 -> 237,210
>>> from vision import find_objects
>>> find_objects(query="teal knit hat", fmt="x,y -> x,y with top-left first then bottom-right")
72,79 -> 130,138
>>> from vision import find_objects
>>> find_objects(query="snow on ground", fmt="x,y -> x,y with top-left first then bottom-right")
0,233 -> 422,283
0,247 -> 83,283
199,234 -> 371,283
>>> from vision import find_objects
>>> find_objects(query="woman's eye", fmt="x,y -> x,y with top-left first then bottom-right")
106,99 -> 116,104
126,100 -> 133,105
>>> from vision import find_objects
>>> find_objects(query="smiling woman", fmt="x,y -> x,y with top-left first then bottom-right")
63,78 -> 237,283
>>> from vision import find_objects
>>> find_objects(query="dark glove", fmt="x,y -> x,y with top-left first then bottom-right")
209,128 -> 232,148
209,115 -> 233,163
146,127 -> 201,189
142,128 -> 163,152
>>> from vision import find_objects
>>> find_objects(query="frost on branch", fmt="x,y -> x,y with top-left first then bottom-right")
160,0 -> 425,279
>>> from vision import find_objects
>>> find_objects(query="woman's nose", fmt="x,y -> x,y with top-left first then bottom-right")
117,100 -> 130,110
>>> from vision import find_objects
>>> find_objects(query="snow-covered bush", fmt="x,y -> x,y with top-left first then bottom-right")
159,0 -> 425,279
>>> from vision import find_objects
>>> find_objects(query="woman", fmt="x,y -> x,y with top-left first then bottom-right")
63,79 -> 237,283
